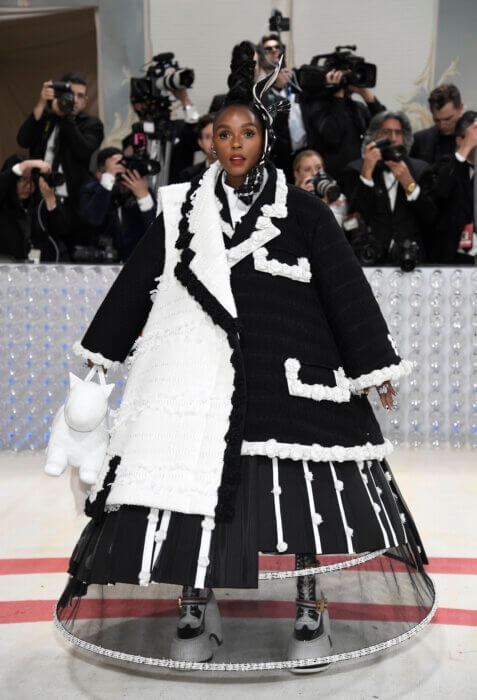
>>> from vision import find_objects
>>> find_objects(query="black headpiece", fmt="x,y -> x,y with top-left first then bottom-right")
220,42 -> 288,203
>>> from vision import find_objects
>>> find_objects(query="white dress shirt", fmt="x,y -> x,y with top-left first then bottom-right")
360,170 -> 420,211
221,169 -> 268,231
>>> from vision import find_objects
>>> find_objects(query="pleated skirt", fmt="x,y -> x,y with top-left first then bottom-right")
65,455 -> 427,592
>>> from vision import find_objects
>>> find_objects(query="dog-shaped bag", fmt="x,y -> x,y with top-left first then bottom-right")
45,365 -> 114,486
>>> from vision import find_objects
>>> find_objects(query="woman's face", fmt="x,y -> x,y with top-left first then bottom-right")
294,154 -> 323,185
213,105 -> 264,186
17,172 -> 35,200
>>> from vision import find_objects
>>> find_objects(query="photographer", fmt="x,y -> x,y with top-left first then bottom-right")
16,73 -> 104,243
410,84 -> 464,167
176,113 -> 217,182
293,149 -> 347,225
432,111 -> 477,264
0,156 -> 69,262
299,62 -> 385,183
342,111 -> 436,266
129,58 -> 199,185
256,34 -> 307,181
79,147 -> 156,262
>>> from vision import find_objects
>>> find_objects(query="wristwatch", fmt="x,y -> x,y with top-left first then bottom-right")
406,181 -> 417,195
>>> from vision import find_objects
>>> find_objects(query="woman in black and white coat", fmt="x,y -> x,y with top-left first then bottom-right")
57,45 -> 435,672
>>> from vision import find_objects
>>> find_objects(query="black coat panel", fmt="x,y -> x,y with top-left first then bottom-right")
432,155 -> 474,263
410,125 -> 456,167
343,156 -> 437,261
80,165 -> 404,454
79,180 -> 156,262
16,110 -> 104,209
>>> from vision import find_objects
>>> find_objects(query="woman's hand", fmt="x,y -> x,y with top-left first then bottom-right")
363,380 -> 397,410
86,359 -> 107,374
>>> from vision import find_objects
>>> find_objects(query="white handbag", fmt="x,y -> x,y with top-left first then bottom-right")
44,365 -> 115,486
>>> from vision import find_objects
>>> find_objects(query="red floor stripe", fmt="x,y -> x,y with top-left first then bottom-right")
0,599 -> 475,626
0,558 -> 69,575
2,555 -> 476,576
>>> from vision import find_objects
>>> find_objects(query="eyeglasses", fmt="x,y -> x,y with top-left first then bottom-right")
381,128 -> 403,137
264,45 -> 281,53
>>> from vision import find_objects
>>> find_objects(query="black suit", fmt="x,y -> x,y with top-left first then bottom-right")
410,125 -> 456,167
343,156 -> 437,262
176,161 -> 207,183
17,111 -> 104,211
300,95 -> 386,183
432,154 -> 474,264
79,180 -> 156,262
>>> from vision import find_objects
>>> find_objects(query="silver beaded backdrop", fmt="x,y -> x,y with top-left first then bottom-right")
1,264 -> 477,451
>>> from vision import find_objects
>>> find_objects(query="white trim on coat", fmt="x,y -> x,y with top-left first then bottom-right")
253,247 -> 312,283
241,438 -> 393,463
285,358 -> 351,403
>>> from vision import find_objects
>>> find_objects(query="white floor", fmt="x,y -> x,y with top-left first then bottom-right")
0,447 -> 476,699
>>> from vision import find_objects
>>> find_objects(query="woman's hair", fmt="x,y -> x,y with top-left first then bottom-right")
364,110 -> 414,154
293,149 -> 323,172
1,154 -> 30,206
215,41 -> 265,132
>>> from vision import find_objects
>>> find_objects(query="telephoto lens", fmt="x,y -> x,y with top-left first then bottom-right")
311,172 -> 341,203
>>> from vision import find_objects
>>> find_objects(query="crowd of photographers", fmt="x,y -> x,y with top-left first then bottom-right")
1,31 -> 476,271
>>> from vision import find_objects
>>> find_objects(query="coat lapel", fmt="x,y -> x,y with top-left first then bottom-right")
224,165 -> 288,268
179,160 -> 237,319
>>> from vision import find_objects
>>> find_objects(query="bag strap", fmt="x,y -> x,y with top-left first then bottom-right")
83,364 -> 107,386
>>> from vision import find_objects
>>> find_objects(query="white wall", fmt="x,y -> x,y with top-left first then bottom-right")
149,0 -> 438,126
148,0 -> 274,116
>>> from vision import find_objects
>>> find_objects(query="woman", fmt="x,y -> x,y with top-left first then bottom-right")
56,45 -> 435,672
293,149 -> 347,226
0,155 -> 67,261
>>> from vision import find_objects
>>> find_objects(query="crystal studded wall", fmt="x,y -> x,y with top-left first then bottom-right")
1,264 -> 477,450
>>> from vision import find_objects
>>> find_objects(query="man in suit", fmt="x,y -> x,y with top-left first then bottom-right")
410,84 -> 464,167
175,113 -> 217,183
79,147 -> 156,262
343,111 -> 436,265
17,72 -> 104,246
299,65 -> 386,186
432,111 -> 477,264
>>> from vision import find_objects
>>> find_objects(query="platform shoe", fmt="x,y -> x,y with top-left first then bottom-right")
287,554 -> 332,674
170,587 -> 223,663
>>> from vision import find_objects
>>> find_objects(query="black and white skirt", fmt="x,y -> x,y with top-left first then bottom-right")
63,455 -> 426,590
56,455 -> 436,671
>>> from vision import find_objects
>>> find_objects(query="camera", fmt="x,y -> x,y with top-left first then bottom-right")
130,52 -> 194,114
269,9 -> 290,32
389,238 -> 422,272
310,172 -> 341,204
343,215 -> 384,265
31,168 -> 65,188
312,46 -> 376,88
373,137 -> 406,162
293,45 -> 376,99
50,81 -> 75,115
119,154 -> 161,178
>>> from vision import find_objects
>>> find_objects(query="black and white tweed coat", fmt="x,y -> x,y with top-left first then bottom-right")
74,161 -> 412,520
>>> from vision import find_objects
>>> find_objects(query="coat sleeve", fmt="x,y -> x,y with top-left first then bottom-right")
73,214 -> 165,368
58,115 -> 104,161
17,113 -> 44,151
310,203 -> 413,390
